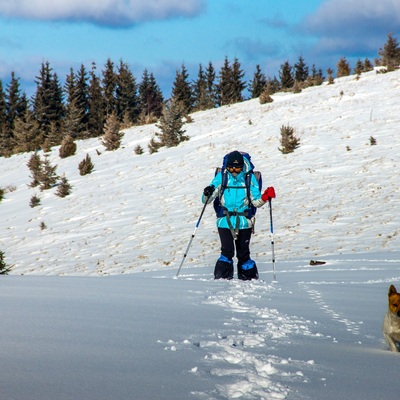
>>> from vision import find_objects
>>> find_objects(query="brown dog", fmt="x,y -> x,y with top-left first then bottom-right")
383,285 -> 400,352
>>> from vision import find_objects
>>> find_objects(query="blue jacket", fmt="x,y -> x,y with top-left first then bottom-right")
202,157 -> 266,230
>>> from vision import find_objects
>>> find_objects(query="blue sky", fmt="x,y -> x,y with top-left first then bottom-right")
1,0 -> 400,97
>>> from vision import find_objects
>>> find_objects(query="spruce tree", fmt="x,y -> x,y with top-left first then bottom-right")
102,58 -> 117,116
171,64 -> 193,114
39,155 -> 58,190
138,70 -> 163,122
294,56 -> 309,83
33,62 -> 64,142
116,60 -> 139,124
205,61 -> 217,107
13,109 -> 41,153
74,64 -> 90,137
279,61 -> 294,89
217,57 -> 233,106
6,71 -> 27,134
249,65 -> 267,98
101,111 -> 123,150
56,175 -> 72,197
378,33 -> 400,71
27,152 -> 43,188
231,58 -> 246,103
156,98 -> 188,147
88,63 -> 104,137
336,57 -> 351,77
192,64 -> 208,111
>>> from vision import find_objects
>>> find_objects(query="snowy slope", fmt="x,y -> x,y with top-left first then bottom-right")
1,70 -> 400,400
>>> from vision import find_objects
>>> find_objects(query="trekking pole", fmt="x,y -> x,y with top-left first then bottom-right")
268,199 -> 277,281
176,199 -> 209,277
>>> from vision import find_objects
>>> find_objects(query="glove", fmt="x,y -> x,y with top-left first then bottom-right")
203,185 -> 215,197
262,186 -> 276,202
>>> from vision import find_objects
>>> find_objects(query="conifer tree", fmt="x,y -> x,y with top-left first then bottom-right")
27,152 -> 43,188
378,33 -> 400,71
33,62 -> 64,141
354,58 -> 364,75
116,60 -> 139,124
74,64 -> 90,137
101,111 -> 123,150
0,80 -> 11,156
156,98 -> 188,147
6,71 -> 27,135
59,134 -> 77,158
64,98 -> 84,139
294,56 -> 309,83
171,64 -> 193,114
231,58 -> 246,103
138,70 -> 163,122
336,57 -> 351,77
205,61 -> 217,107
39,155 -> 58,190
102,58 -> 117,116
56,175 -> 72,197
249,65 -> 267,98
78,154 -> 94,175
192,64 -> 208,111
279,61 -> 294,89
88,63 -> 104,137
364,58 -> 374,72
13,109 -> 41,153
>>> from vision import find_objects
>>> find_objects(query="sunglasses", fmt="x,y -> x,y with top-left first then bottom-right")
227,166 -> 243,172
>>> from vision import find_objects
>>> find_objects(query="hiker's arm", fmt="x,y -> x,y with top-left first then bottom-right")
202,173 -> 222,204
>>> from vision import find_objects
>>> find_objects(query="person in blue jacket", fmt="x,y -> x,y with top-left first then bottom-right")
202,150 -> 275,280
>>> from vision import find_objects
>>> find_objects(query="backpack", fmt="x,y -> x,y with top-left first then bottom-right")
213,152 -> 262,219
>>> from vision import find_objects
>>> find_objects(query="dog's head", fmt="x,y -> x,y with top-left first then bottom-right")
388,285 -> 400,317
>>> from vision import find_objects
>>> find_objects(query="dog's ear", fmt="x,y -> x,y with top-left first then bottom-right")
389,285 -> 397,297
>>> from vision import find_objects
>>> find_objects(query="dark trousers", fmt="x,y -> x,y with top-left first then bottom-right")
215,228 -> 258,280
218,227 -> 252,263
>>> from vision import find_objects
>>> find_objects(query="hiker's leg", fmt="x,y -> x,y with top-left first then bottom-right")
214,228 -> 234,279
236,228 -> 259,280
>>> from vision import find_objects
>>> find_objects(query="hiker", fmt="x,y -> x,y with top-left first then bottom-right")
202,150 -> 275,280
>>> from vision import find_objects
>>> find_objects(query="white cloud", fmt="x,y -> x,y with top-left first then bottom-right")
0,0 -> 205,26
303,0 -> 400,36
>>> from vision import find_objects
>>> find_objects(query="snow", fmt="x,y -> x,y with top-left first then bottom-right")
1,69 -> 400,399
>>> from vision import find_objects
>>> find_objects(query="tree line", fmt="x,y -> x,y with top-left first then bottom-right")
1,33 -> 399,157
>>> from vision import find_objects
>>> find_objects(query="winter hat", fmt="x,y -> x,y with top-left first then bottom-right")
226,151 -> 244,168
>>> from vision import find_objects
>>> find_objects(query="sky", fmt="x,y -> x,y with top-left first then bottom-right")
1,0 -> 400,97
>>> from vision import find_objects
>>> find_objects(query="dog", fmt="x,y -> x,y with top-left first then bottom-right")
382,284 -> 400,352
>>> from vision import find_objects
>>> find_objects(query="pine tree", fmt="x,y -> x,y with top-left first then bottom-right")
364,58 -> 374,72
78,154 -> 94,175
205,61 -> 217,107
6,71 -> 27,134
27,152 -> 43,188
12,109 -> 41,153
336,57 -> 351,77
217,57 -> 233,106
0,80 -> 11,156
249,65 -> 267,98
88,63 -> 104,137
39,155 -> 58,190
156,98 -> 188,147
74,64 -> 90,138
59,134 -> 77,158
56,175 -> 72,197
33,62 -> 64,142
294,56 -> 309,83
101,111 -> 123,150
378,33 -> 400,71
354,59 -> 364,75
64,98 -> 84,139
102,58 -> 117,117
138,70 -> 163,122
171,64 -> 193,114
116,60 -> 139,124
279,61 -> 294,89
